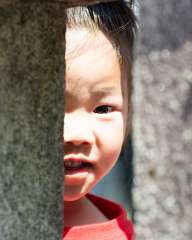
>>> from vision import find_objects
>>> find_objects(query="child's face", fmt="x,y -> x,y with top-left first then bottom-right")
64,28 -> 126,201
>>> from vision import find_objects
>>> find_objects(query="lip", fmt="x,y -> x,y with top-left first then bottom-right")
64,156 -> 93,184
64,155 -> 92,164
64,156 -> 94,174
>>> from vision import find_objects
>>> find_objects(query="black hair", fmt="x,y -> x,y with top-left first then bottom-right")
66,1 -> 137,139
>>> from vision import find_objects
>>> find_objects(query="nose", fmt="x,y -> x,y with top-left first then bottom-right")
64,113 -> 95,146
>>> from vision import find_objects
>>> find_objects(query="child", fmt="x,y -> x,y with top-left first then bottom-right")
64,1 -> 137,239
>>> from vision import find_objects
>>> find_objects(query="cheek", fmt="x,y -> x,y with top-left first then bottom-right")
97,138 -> 122,180
96,116 -> 124,163
97,116 -> 124,144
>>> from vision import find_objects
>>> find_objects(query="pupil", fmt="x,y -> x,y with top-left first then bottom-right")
95,106 -> 111,113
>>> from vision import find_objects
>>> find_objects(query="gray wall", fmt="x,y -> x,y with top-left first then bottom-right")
133,1 -> 192,239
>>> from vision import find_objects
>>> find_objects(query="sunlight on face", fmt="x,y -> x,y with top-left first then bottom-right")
64,29 -> 126,202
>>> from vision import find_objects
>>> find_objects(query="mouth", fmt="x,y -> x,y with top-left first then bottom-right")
64,158 -> 93,173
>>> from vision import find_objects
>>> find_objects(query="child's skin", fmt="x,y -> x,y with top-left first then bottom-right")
64,28 -> 127,226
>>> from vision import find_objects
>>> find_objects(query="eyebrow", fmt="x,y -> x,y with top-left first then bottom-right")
65,91 -> 77,102
65,84 -> 121,102
90,87 -> 118,97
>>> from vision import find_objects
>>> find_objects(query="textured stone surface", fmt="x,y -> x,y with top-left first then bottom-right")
0,0 -> 117,8
63,0 -> 118,7
133,1 -> 192,239
0,2 -> 65,239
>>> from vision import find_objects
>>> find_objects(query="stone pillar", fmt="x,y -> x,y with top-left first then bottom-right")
0,1 -> 65,239
133,1 -> 192,239
63,0 -> 117,7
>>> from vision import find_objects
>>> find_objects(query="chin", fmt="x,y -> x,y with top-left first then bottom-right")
64,189 -> 87,202
64,196 -> 80,202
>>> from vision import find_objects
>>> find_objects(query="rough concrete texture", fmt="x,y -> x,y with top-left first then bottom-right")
0,0 -> 118,8
133,1 -> 192,239
0,2 -> 65,239
63,0 -> 118,7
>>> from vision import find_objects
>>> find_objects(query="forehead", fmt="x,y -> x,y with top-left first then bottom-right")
66,28 -> 117,60
65,29 -> 121,93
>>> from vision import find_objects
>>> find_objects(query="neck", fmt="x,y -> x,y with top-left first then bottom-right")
64,195 -> 108,226
64,196 -> 89,226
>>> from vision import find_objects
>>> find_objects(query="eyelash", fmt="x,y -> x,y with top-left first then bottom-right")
94,105 -> 114,114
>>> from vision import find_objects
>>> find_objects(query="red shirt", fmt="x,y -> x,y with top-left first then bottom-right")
64,193 -> 134,240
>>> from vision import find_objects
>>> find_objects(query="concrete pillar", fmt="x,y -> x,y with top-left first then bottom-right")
0,1 -> 65,239
63,0 -> 117,7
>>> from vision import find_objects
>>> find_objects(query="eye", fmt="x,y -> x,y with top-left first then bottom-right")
94,105 -> 113,114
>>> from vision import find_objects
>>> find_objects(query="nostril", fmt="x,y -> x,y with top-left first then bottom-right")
70,140 -> 89,146
64,139 -> 92,147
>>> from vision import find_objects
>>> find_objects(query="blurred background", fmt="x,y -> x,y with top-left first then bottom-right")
93,1 -> 192,240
